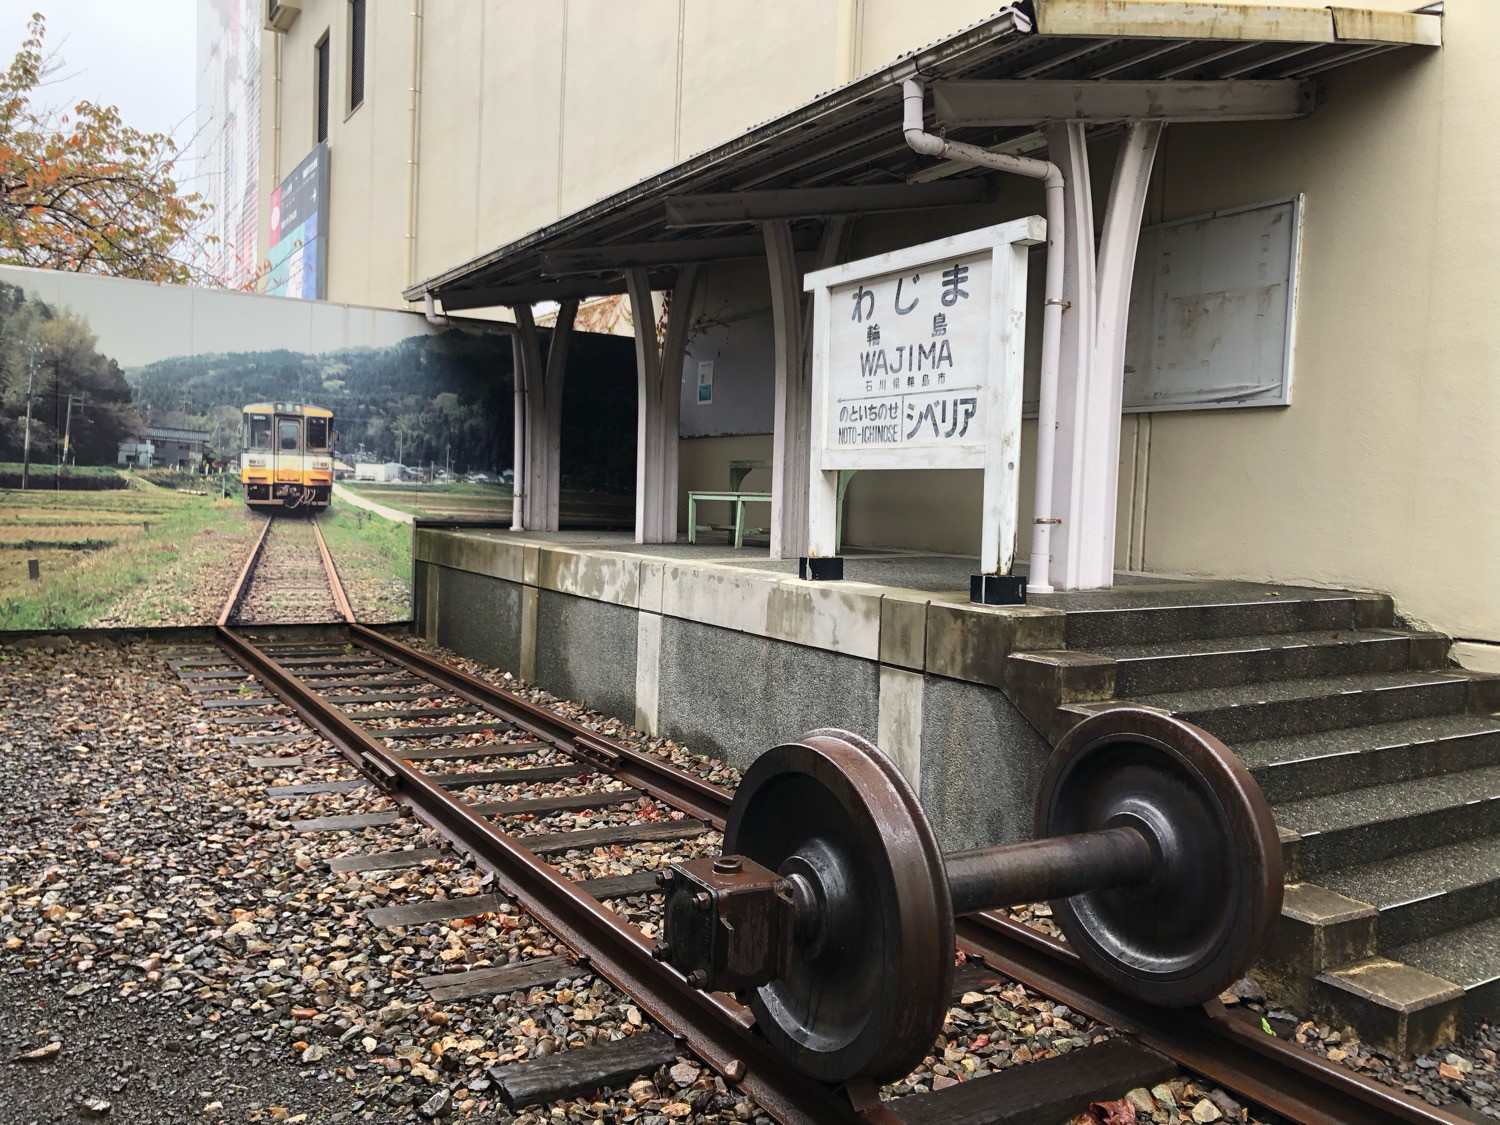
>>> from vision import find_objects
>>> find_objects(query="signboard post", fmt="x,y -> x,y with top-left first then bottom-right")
802,216 -> 1044,603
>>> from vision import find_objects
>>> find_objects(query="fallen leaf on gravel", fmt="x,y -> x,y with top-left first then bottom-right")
16,1041 -> 60,1061
1090,1098 -> 1137,1124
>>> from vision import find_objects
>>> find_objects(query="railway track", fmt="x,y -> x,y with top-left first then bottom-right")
219,514 -> 353,627
180,542 -> 1479,1123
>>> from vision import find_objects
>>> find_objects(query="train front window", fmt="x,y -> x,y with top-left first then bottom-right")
248,414 -> 271,449
305,417 -> 329,450
278,418 -> 301,452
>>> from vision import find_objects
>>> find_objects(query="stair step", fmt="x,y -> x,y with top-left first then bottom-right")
1102,629 -> 1426,697
1310,956 -> 1463,1057
1242,714 -> 1500,803
1319,836 -> 1500,948
1131,670 -> 1470,744
1392,916 -> 1500,1030
1275,764 -> 1500,876
1062,588 -> 1378,648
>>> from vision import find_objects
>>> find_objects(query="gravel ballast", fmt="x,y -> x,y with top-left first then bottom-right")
2,635 -> 1497,1123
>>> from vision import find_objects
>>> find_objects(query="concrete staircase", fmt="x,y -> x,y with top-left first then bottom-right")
1005,584 -> 1500,1056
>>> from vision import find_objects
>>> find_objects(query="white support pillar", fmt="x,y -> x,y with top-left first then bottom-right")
1043,122 -> 1098,591
511,303 -> 576,532
627,265 -> 701,543
510,332 -> 526,531
765,220 -> 806,559
1042,122 -> 1163,590
1085,121 -> 1163,586
657,266 -> 700,543
767,217 -> 849,560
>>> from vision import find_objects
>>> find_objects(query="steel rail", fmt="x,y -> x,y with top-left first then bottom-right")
956,911 -> 1472,1125
213,620 -> 1471,1125
212,625 -> 857,1125
347,624 -> 732,829
217,514 -> 274,626
311,520 -> 356,624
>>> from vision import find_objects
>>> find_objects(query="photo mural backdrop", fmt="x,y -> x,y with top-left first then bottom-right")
0,265 -> 635,631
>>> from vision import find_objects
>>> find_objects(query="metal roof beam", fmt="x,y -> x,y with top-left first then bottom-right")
436,272 -> 676,312
663,180 -> 987,228
933,79 -> 1315,126
539,231 -> 819,276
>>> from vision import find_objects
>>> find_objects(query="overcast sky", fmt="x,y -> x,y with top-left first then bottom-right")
0,2 -> 197,170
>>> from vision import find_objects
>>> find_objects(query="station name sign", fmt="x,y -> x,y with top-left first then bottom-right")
803,216 -> 1044,574
828,248 -> 989,458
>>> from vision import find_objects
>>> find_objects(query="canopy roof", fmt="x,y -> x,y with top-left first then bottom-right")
405,0 -> 1441,311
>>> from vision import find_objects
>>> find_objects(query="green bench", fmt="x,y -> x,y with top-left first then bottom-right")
687,489 -> 771,548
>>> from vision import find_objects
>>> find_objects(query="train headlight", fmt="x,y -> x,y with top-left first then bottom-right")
313,459 -> 331,470
246,456 -> 267,468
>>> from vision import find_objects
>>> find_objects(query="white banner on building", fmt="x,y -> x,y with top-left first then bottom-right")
804,216 -> 1044,573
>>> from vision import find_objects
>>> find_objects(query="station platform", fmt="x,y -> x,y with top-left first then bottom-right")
412,524 -> 1403,851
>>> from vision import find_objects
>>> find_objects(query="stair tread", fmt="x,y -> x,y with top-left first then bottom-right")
1095,628 -> 1413,663
1275,763 -> 1500,836
1240,713 -> 1500,771
1049,585 -> 1358,614
1131,669 -> 1466,715
1392,915 -> 1500,991
1318,835 -> 1500,910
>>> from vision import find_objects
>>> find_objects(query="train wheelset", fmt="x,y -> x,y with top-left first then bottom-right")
656,707 -> 1283,1085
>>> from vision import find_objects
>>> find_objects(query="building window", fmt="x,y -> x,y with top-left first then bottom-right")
315,34 -> 330,143
349,0 -> 366,113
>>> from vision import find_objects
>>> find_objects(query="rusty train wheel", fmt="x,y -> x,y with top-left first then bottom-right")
1036,709 -> 1284,1007
725,729 -> 953,1084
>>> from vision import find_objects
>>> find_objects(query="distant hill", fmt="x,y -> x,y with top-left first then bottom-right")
126,328 -> 638,492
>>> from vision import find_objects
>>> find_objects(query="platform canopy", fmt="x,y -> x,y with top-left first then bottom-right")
404,0 -> 1438,309
409,0 -> 1440,573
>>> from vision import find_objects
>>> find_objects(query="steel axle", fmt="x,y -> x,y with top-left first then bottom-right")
657,709 -> 1283,1084
944,824 -> 1155,916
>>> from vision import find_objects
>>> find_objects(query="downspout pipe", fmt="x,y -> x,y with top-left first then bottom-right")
404,0 -> 425,289
901,77 -> 1064,593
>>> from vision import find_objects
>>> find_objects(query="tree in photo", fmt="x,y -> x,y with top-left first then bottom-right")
0,13 -> 213,283
0,280 -> 141,465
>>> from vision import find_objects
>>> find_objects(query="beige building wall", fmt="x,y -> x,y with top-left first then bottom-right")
1132,2 -> 1499,646
260,1 -> 1499,649
259,0 -> 1007,302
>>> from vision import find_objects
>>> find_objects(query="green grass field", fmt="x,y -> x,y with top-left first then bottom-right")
317,503 -> 412,622
0,487 -> 256,629
0,461 -> 127,490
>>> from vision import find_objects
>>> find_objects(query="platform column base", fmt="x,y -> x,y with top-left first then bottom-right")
971,573 -> 1027,605
799,556 -> 844,582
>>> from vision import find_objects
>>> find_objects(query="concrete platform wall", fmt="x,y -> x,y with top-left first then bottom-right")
413,529 -> 1056,850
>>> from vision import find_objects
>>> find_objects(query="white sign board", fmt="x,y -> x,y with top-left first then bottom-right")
804,216 -> 1045,573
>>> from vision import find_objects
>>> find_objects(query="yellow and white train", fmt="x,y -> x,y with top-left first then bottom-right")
239,402 -> 335,512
